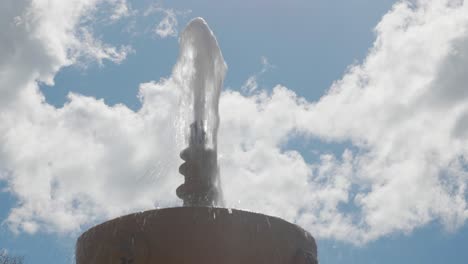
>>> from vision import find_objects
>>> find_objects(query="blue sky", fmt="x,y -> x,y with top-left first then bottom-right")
1,0 -> 468,263
43,0 -> 396,109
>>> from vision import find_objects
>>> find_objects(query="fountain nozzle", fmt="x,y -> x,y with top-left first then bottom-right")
176,121 -> 222,206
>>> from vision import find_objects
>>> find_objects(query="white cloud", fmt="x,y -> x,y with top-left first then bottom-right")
0,0 -> 135,233
143,5 -> 191,39
241,56 -> 274,93
241,76 -> 258,93
260,56 -> 274,73
109,0 -> 132,21
154,9 -> 178,38
0,0 -> 133,105
294,0 -> 468,241
74,28 -> 134,65
0,0 -> 468,246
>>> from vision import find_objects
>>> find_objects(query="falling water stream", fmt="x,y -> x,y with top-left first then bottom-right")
174,18 -> 227,207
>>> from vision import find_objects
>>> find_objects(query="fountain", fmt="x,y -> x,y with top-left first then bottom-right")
76,18 -> 318,264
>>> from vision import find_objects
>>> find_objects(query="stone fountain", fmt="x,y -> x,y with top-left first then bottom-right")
75,18 -> 318,264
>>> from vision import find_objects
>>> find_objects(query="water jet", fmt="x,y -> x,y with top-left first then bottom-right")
76,18 -> 318,264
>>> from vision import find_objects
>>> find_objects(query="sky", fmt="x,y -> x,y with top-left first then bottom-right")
1,0 -> 468,263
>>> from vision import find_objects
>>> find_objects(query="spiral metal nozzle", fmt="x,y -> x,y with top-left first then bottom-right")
176,121 -> 222,207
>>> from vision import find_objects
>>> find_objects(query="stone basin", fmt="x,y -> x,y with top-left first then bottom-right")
76,207 -> 317,264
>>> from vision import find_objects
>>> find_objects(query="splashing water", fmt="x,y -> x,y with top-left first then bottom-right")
174,18 -> 227,206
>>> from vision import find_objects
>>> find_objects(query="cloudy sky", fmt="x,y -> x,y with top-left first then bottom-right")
1,0 -> 468,263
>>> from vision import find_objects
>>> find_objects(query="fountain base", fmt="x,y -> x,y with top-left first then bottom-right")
76,207 -> 317,264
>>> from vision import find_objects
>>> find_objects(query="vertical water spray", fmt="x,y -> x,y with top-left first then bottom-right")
174,18 -> 226,207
